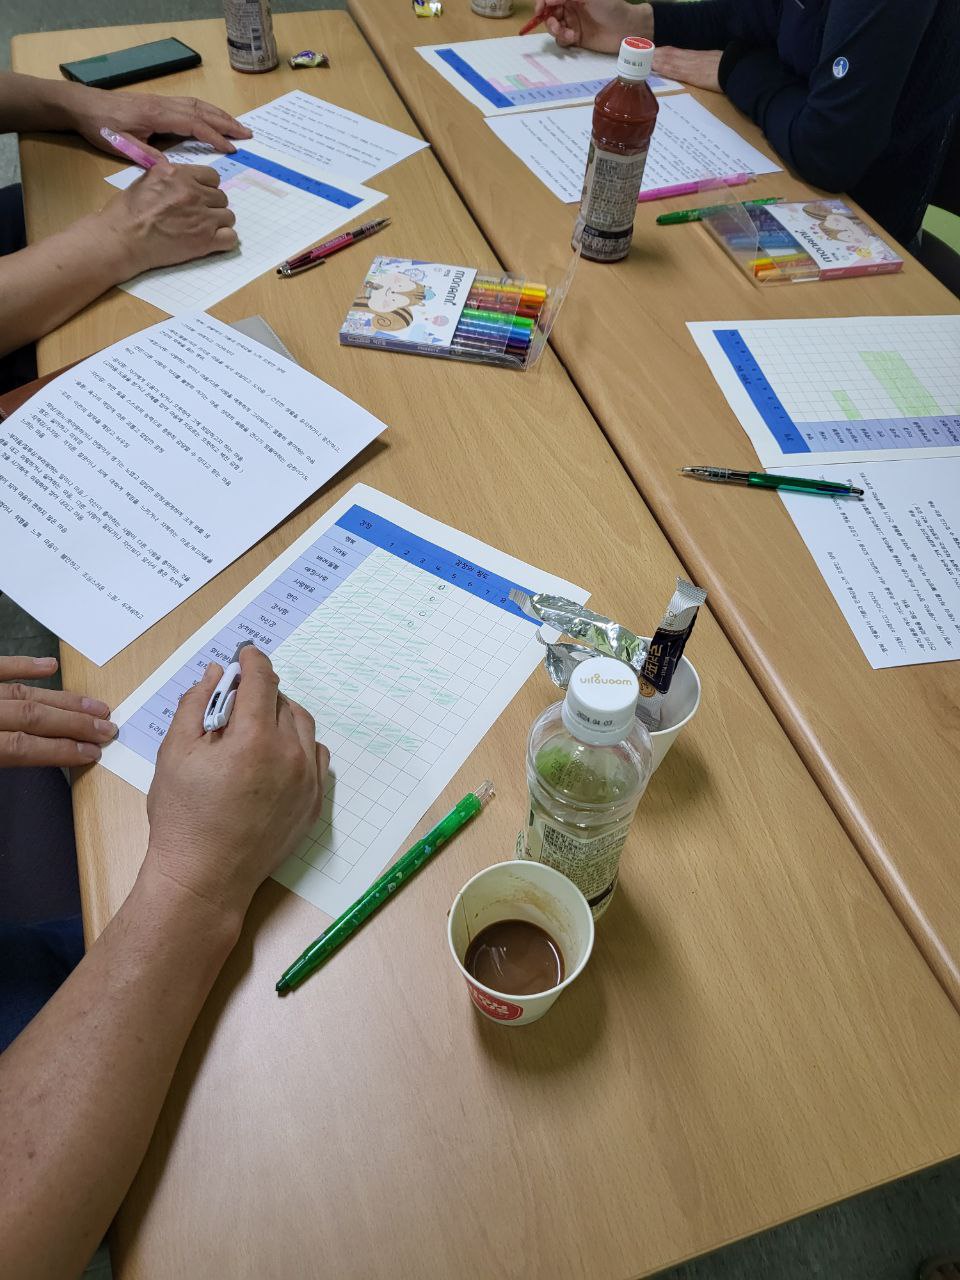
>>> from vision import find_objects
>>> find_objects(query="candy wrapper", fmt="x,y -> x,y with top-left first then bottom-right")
289,50 -> 330,68
413,0 -> 443,14
510,581 -> 706,730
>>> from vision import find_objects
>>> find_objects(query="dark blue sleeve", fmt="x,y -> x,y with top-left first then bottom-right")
649,1 -> 776,51
721,0 -> 941,190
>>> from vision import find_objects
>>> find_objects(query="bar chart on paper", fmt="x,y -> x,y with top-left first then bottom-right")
101,486 -> 585,916
417,34 -> 680,115
688,316 -> 960,467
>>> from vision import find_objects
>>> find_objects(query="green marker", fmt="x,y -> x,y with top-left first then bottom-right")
276,781 -> 495,994
656,196 -> 783,225
461,307 -> 535,329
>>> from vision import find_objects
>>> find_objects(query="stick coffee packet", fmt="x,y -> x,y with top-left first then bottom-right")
635,579 -> 707,730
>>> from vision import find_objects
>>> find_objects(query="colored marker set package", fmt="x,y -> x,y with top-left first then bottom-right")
702,193 -> 902,285
338,251 -> 578,370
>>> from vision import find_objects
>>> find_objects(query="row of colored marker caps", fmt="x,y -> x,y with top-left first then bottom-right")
450,275 -> 548,360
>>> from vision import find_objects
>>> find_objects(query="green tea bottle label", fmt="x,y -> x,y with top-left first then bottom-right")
523,810 -> 627,918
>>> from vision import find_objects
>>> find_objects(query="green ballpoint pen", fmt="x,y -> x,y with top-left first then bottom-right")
656,196 -> 783,225
276,780 -> 495,994
681,466 -> 864,498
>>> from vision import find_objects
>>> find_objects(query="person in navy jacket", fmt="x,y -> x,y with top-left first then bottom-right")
534,0 -> 959,246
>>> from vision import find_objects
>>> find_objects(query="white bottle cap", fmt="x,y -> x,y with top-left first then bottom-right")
561,657 -> 639,746
617,36 -> 655,81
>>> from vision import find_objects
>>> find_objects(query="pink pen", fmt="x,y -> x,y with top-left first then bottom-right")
99,126 -> 158,170
637,172 -> 753,203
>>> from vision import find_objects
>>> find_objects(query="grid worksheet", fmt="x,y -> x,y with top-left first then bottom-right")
417,34 -> 680,116
106,144 -> 385,317
688,316 -> 960,468
102,485 -> 586,916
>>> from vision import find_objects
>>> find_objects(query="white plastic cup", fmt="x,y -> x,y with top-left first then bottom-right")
471,0 -> 514,16
643,643 -> 701,773
448,860 -> 594,1025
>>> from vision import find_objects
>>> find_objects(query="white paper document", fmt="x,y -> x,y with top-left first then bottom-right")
108,90 -> 425,187
102,484 -> 587,916
486,93 -> 781,202
688,316 -> 960,468
0,314 -> 387,665
237,90 -> 428,181
417,34 -> 681,116
779,459 -> 960,668
106,141 -> 385,316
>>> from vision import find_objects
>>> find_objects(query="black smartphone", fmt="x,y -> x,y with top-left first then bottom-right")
60,37 -> 202,90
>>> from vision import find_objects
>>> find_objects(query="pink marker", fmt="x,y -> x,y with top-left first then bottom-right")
637,172 -> 753,203
99,126 -> 158,170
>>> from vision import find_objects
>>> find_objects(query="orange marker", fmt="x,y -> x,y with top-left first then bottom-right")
518,11 -> 546,35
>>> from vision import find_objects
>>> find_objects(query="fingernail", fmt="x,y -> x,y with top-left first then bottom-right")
77,741 -> 102,761
82,697 -> 110,717
94,719 -> 119,740
32,656 -> 56,668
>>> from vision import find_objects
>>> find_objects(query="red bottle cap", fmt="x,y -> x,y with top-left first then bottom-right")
618,36 -> 655,81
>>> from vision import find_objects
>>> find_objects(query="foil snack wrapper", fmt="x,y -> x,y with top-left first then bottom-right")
510,582 -> 706,732
509,590 -> 650,689
509,591 -> 649,669
289,49 -> 330,67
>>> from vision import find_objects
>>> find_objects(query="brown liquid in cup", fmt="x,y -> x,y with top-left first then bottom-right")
464,919 -> 565,996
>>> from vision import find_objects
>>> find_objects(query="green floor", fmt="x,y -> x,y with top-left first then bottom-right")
2,3 -> 959,1278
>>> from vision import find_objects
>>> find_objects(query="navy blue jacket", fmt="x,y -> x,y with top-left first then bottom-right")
649,0 -> 960,244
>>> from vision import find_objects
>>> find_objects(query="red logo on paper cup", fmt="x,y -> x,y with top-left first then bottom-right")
467,982 -> 524,1021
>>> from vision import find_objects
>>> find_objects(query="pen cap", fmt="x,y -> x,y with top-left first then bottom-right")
617,37 -> 655,81
561,657 -> 639,746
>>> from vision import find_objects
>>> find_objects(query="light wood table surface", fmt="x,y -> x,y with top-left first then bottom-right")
13,14 -> 960,1280
348,0 -> 960,1007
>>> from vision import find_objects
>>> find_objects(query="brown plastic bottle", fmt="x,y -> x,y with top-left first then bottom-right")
574,37 -> 660,263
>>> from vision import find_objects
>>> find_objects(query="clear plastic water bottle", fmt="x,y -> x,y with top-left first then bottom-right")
521,656 -> 652,919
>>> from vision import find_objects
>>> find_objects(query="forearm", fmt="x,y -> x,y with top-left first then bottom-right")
647,0 -> 738,50
0,72 -> 91,133
0,212 -> 134,357
0,860 -> 243,1280
721,0 -> 941,191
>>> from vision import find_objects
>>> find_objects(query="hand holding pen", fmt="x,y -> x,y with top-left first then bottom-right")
525,0 -> 649,53
98,127 -> 239,272
146,644 -> 329,921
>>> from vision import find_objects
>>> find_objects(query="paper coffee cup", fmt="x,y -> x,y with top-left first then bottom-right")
448,860 -> 594,1026
642,642 -> 701,772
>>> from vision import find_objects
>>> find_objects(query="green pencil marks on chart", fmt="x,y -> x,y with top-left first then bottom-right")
832,389 -> 862,420
860,350 -> 942,417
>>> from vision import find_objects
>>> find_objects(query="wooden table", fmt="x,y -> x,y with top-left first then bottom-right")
348,0 -> 960,1007
13,14 -> 960,1280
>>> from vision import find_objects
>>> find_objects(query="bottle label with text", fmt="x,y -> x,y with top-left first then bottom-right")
575,143 -> 650,262
521,812 -> 626,918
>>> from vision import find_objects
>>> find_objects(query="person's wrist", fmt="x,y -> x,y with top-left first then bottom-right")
33,77 -> 98,131
89,199 -> 151,280
138,844 -> 251,948
623,1 -> 653,41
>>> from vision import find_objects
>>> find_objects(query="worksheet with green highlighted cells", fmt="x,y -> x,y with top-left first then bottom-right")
688,316 -> 960,468
101,485 -> 585,916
